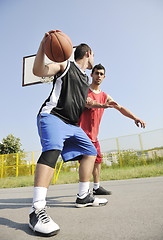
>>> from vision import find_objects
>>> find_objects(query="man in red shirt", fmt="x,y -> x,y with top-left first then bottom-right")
79,64 -> 146,195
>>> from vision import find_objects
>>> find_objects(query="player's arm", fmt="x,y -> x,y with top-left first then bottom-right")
33,31 -> 67,77
86,94 -> 146,128
85,97 -> 104,108
85,95 -> 117,109
108,99 -> 146,128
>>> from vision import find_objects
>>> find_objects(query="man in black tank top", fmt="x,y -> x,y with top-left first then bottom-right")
29,30 -> 108,237
39,61 -> 90,125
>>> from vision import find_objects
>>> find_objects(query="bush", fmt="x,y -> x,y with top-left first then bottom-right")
103,150 -> 163,168
120,150 -> 145,167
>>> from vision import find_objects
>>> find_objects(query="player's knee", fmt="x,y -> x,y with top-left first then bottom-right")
37,150 -> 61,168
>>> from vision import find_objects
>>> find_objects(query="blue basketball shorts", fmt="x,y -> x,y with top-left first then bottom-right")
37,113 -> 97,162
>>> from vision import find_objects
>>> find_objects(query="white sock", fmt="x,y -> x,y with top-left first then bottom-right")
93,182 -> 100,190
32,187 -> 47,208
78,182 -> 90,198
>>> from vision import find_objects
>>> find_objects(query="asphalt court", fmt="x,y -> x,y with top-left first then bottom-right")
0,177 -> 163,240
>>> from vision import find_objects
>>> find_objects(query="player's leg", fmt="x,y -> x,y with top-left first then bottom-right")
76,154 -> 108,208
92,141 -> 112,195
93,161 -> 101,184
29,150 -> 61,237
34,164 -> 54,187
29,114 -> 64,236
61,126 -> 108,207
79,154 -> 95,182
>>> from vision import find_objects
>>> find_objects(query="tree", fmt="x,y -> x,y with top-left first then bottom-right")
0,134 -> 23,154
0,135 -> 30,177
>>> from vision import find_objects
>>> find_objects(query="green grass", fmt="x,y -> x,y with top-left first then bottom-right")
0,163 -> 163,189
100,163 -> 163,180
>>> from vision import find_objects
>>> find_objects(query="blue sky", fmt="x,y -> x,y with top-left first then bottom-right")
0,0 -> 163,151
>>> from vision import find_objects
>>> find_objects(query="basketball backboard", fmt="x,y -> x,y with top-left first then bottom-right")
22,47 -> 75,87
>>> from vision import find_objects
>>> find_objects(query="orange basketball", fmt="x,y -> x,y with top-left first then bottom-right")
44,30 -> 73,62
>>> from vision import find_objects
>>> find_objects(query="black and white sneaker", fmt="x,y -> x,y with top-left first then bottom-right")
75,192 -> 108,208
29,202 -> 60,237
93,186 -> 112,195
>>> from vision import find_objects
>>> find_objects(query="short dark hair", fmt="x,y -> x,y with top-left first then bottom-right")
74,43 -> 92,60
92,64 -> 105,74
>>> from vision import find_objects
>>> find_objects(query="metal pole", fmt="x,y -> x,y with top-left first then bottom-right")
139,134 -> 147,165
16,153 -> 19,177
1,155 -> 4,179
32,152 -> 35,175
116,138 -> 122,167
53,160 -> 63,184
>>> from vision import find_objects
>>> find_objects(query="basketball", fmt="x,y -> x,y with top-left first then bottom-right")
44,30 -> 73,62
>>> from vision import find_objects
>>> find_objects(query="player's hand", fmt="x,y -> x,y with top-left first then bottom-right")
42,30 -> 62,44
134,118 -> 146,128
47,30 -> 62,35
86,97 -> 97,108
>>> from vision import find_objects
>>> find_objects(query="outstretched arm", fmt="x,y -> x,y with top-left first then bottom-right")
115,104 -> 145,128
107,98 -> 146,128
33,30 -> 67,77
86,96 -> 146,128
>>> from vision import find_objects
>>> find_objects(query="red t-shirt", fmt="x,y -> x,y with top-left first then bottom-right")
79,88 -> 109,142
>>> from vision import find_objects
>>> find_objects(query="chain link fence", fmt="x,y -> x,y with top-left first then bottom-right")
100,129 -> 163,167
0,129 -> 163,179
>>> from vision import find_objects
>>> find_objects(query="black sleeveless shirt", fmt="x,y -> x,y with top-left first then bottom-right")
39,61 -> 89,126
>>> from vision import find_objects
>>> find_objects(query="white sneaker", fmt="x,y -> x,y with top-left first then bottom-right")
75,192 -> 108,208
29,202 -> 60,237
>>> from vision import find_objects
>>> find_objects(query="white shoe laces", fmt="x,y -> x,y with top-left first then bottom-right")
35,208 -> 51,224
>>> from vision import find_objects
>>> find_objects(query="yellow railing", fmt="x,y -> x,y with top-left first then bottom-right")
0,152 -> 78,183
0,128 -> 163,181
